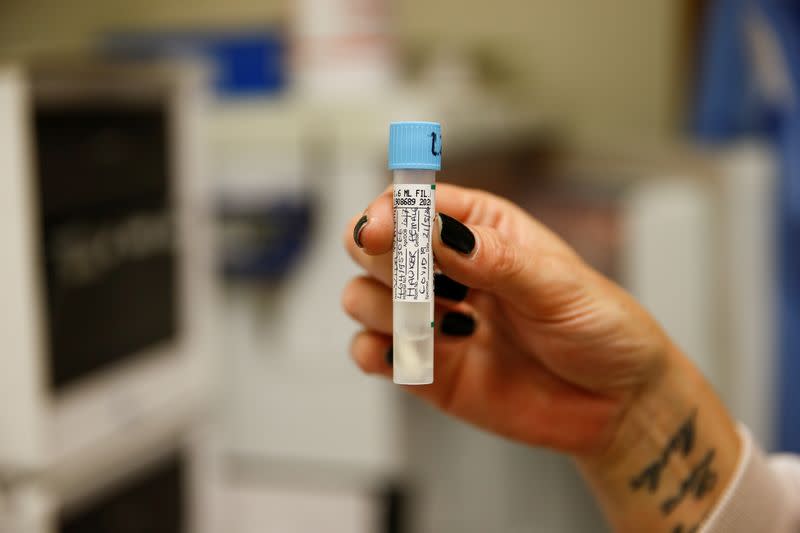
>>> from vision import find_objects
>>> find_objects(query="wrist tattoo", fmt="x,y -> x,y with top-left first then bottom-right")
630,409 -> 697,493
660,449 -> 718,515
628,407 -> 719,531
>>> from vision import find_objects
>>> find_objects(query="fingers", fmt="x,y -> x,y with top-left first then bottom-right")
431,183 -> 522,227
433,273 -> 469,302
350,331 -> 392,377
342,276 -> 392,334
348,306 -> 480,414
439,311 -> 477,336
348,187 -> 393,255
343,182 -> 520,293
346,226 -> 470,302
433,213 -> 523,293
343,275 -> 477,336
348,328 -> 473,405
432,212 -> 582,315
344,230 -> 393,286
346,182 -> 582,317
345,183 -> 516,257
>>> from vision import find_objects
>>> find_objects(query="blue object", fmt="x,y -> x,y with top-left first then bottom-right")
693,0 -> 800,452
388,122 -> 442,171
101,28 -> 286,97
692,0 -> 761,141
207,34 -> 284,96
218,198 -> 314,282
756,0 -> 800,454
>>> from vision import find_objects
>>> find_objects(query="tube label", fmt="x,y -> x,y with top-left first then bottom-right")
393,184 -> 435,302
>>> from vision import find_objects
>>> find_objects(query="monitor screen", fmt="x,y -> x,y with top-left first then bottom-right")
33,101 -> 178,390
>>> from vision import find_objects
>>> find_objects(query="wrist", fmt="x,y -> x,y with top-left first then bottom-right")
577,345 -> 741,532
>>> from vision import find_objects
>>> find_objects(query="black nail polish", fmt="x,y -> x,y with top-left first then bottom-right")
353,215 -> 368,248
439,213 -> 475,254
441,312 -> 475,336
434,273 -> 469,301
385,346 -> 393,367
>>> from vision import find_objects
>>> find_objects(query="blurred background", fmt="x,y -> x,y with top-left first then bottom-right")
0,0 -> 797,532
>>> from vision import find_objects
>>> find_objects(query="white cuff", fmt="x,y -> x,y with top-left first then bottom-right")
701,425 -> 800,533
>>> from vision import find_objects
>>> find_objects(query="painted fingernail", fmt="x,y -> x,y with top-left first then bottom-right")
434,273 -> 469,301
441,312 -> 475,336
385,346 -> 393,367
353,215 -> 368,248
439,213 -> 475,254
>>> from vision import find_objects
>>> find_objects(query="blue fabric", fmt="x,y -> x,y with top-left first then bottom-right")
757,0 -> 800,452
777,116 -> 800,452
694,0 -> 800,451
693,0 -> 758,141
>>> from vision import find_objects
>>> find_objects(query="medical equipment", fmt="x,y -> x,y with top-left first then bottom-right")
388,122 -> 441,385
0,62 -> 210,473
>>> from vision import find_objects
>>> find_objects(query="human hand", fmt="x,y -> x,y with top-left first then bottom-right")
343,183 -> 670,455
342,183 -> 741,532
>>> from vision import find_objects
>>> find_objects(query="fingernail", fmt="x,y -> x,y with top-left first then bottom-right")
434,273 -> 469,301
385,346 -> 393,367
441,312 -> 475,336
353,215 -> 368,248
439,213 -> 475,254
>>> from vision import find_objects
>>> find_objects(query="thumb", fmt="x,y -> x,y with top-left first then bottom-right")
433,213 -> 579,310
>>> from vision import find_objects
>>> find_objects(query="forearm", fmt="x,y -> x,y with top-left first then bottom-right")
576,345 -> 741,533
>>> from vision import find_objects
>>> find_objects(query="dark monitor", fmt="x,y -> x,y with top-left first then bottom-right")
33,96 -> 178,390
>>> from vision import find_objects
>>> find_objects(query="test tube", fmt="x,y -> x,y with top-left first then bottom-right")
388,121 -> 442,385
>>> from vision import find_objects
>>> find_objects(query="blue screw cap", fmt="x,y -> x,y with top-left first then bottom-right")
388,121 -> 442,171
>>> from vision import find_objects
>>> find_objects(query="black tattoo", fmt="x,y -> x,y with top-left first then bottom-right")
661,449 -> 718,515
672,524 -> 699,533
630,409 -> 698,493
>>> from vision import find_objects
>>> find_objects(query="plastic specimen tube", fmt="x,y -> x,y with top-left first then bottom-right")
388,121 -> 442,384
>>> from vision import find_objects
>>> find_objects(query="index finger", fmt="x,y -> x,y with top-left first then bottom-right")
346,183 -> 500,256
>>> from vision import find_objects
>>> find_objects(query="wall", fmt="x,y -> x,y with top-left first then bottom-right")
397,0 -> 685,148
0,0 -> 685,149
0,0 -> 285,56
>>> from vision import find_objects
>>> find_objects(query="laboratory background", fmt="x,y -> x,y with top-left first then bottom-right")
0,0 -> 798,532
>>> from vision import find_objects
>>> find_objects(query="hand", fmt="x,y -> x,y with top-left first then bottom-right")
342,184 -> 741,532
343,183 -> 670,455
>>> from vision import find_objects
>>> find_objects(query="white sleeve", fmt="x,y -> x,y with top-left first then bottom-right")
701,426 -> 800,533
